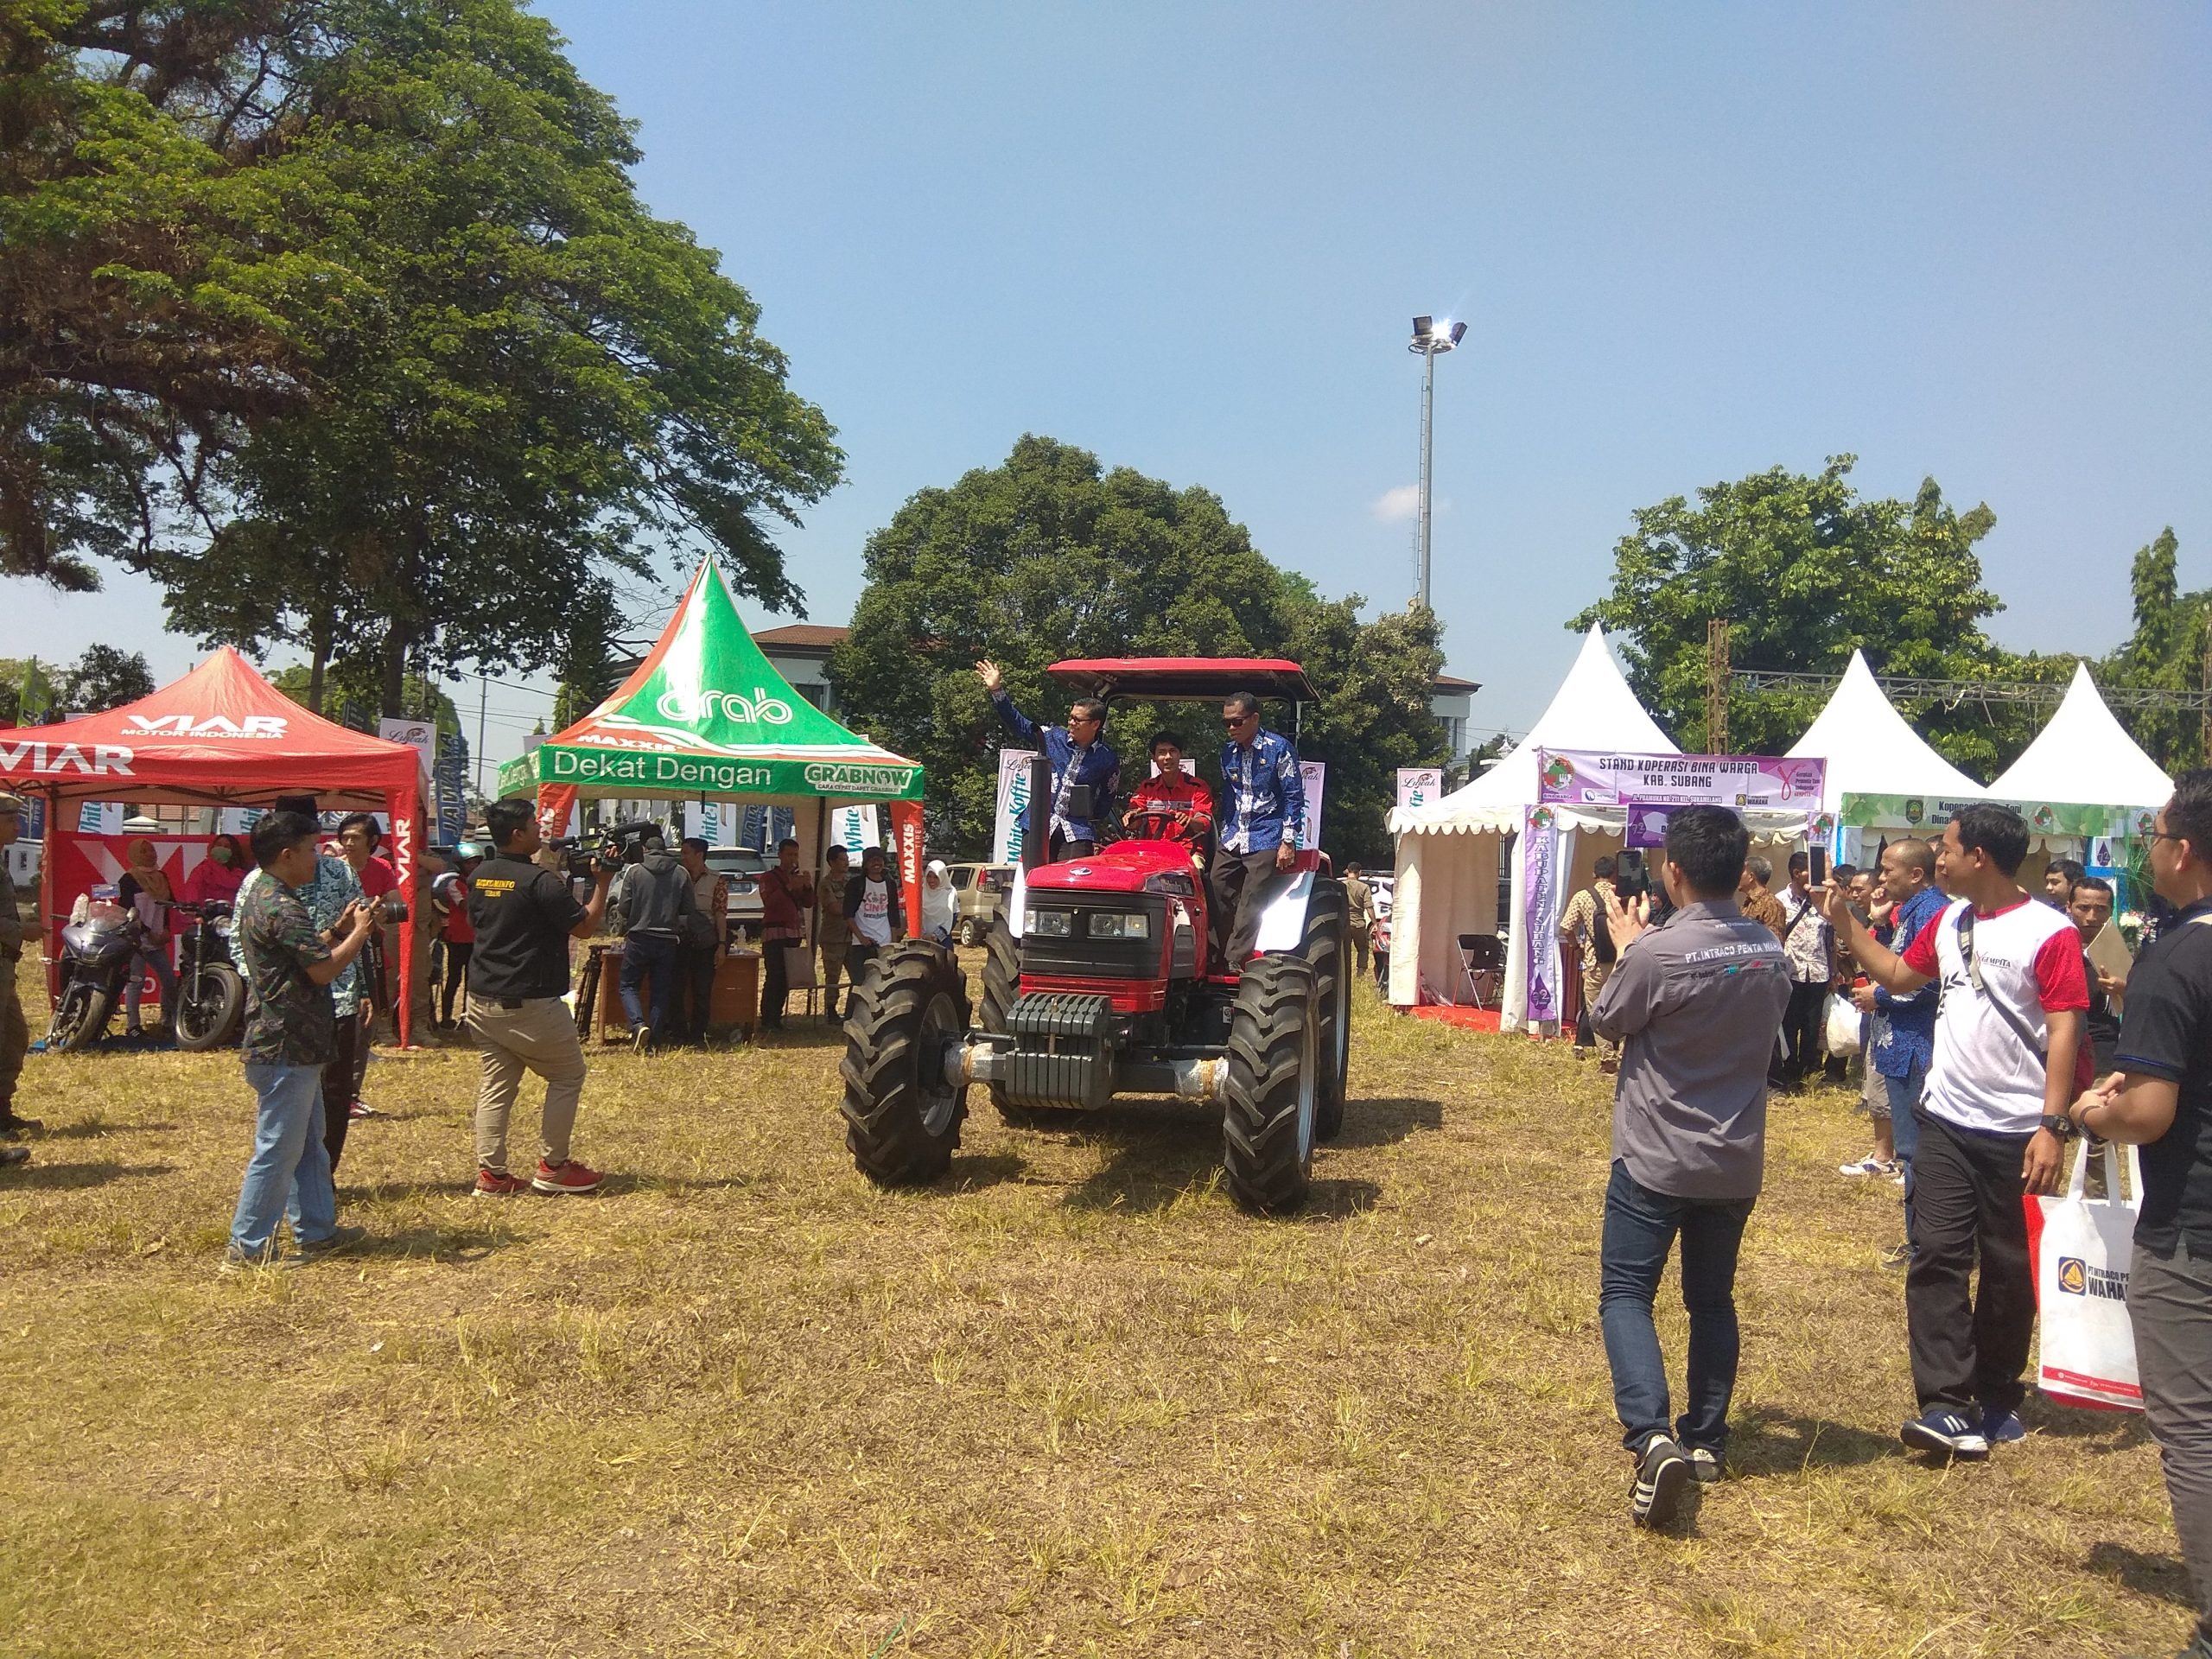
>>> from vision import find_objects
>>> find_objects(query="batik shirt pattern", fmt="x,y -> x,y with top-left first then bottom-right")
237,874 -> 337,1066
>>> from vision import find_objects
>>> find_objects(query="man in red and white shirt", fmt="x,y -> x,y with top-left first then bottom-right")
1827,803 -> 2088,1463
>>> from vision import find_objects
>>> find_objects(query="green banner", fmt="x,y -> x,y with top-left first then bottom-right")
495,753 -> 536,799
1840,791 -> 2143,838
537,741 -> 925,801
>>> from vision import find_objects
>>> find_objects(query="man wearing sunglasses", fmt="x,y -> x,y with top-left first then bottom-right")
976,660 -> 1121,861
1211,690 -> 1306,972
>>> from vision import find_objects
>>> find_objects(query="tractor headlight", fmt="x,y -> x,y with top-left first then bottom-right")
1087,912 -> 1150,940
1024,908 -> 1071,938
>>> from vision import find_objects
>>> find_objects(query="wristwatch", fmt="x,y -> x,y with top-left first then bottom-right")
2040,1112 -> 2081,1141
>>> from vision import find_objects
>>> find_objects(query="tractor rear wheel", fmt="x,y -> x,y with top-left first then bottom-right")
1219,954 -> 1319,1215
1299,875 -> 1351,1141
839,942 -> 970,1185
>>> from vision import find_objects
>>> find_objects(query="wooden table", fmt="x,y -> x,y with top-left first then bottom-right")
593,943 -> 759,1042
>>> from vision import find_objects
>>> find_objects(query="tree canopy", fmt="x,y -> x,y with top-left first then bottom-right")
1571,457 -> 2031,774
2,0 -> 841,713
831,435 -> 1446,866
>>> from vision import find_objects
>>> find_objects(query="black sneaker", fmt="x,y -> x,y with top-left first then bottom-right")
296,1224 -> 368,1258
1631,1433 -> 1691,1528
632,1024 -> 652,1054
0,1144 -> 29,1167
0,1113 -> 41,1139
1686,1446 -> 1723,1484
1900,1408 -> 1989,1461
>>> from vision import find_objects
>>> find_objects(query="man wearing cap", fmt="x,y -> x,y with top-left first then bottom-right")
0,789 -> 38,1147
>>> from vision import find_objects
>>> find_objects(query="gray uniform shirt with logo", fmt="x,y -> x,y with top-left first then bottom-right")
1591,897 -> 1792,1201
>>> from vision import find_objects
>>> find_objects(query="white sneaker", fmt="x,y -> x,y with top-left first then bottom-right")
1839,1158 -> 1898,1178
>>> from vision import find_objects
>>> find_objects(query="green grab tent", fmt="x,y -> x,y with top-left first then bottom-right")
514,555 -> 928,925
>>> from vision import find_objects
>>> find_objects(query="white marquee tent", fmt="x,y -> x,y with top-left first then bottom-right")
1989,662 -> 2173,814
1387,624 -> 1678,1027
1786,650 -> 1986,817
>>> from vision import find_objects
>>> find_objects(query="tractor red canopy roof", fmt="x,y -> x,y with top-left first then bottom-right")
0,646 -> 419,807
1046,658 -> 1317,703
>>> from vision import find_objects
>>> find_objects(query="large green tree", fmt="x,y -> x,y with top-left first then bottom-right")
2101,525 -> 2209,775
3,0 -> 841,713
831,435 -> 1445,865
1572,457 -> 2028,775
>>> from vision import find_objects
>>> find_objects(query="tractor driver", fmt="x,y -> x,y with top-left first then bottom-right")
1121,730 -> 1214,859
1211,690 -> 1306,972
976,659 -> 1121,861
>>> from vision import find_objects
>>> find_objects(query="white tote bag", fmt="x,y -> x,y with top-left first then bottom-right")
2024,1141 -> 2144,1412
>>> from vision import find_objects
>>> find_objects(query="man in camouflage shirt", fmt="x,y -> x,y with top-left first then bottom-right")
0,791 -> 33,1164
224,810 -> 376,1271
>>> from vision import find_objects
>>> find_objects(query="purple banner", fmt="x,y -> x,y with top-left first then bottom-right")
1522,807 -> 1561,1023
1537,748 -> 1824,811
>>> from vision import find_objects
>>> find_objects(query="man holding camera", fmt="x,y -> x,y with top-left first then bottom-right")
466,798 -> 615,1197
225,810 -> 378,1270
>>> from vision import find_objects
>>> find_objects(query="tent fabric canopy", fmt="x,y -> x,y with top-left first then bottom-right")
1785,650 -> 1986,815
518,556 -> 924,804
1389,623 -> 1679,836
1988,662 -> 2173,811
0,646 -> 424,1046
0,646 -> 418,808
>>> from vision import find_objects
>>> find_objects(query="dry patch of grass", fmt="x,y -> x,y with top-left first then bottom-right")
0,955 -> 2194,1656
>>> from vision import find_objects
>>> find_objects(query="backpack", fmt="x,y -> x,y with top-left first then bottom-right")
1587,887 -> 1618,965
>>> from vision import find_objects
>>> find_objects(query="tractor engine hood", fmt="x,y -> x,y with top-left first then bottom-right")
1023,839 -> 1198,895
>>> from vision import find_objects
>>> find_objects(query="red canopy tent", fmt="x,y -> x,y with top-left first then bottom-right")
0,647 -> 424,1045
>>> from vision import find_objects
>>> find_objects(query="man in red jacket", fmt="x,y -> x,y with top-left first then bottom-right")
1120,731 -> 1214,856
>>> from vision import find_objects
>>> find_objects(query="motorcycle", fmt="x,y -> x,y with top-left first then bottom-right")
171,899 -> 245,1052
47,891 -> 142,1053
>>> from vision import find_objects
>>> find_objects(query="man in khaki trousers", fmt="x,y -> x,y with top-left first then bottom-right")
464,798 -> 614,1197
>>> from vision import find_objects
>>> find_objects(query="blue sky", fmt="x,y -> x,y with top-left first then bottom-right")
20,2 -> 2209,761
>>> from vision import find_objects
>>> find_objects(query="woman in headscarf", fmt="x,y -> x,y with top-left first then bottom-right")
182,835 -> 248,907
117,838 -> 180,1037
920,859 -> 957,949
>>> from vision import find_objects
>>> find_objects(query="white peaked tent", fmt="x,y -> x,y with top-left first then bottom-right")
1387,624 -> 1678,1025
1990,662 -> 2173,811
1787,650 -> 1985,815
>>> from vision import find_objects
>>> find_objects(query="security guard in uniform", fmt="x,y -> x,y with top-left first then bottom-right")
0,790 -> 39,1159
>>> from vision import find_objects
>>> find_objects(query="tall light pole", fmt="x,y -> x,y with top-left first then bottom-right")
1408,315 -> 1466,610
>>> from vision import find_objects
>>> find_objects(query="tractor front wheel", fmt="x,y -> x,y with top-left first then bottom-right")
1219,954 -> 1320,1215
839,942 -> 970,1185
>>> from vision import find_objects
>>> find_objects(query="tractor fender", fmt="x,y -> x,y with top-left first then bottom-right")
1252,869 -> 1317,954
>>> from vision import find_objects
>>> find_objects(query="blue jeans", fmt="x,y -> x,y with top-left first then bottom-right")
230,1063 -> 337,1258
620,933 -> 679,1033
1599,1159 -> 1755,1452
1885,1058 -> 1928,1245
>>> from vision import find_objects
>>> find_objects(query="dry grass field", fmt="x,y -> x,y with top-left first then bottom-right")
0,952 -> 2196,1658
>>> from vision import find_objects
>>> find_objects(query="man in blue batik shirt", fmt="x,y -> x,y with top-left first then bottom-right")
976,660 -> 1121,860
1211,690 -> 1306,970
1867,837 -> 1944,1267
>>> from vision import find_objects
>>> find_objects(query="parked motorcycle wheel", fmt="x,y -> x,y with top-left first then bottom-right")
49,981 -> 114,1054
175,962 -> 246,1052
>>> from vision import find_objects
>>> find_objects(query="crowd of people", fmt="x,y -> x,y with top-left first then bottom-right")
1585,785 -> 2212,1659
8,709 -> 2212,1656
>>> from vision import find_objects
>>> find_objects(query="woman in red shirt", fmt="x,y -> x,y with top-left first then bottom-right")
435,845 -> 482,1030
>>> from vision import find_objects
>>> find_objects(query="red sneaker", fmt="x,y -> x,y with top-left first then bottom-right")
531,1159 -> 604,1196
473,1167 -> 529,1198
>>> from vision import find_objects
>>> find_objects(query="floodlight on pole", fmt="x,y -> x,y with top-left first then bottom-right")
1407,315 -> 1466,611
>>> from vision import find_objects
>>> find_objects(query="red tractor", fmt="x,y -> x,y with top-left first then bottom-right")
838,659 -> 1351,1213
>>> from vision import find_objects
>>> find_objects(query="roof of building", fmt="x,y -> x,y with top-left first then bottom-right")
1433,673 -> 1480,694
750,623 -> 847,654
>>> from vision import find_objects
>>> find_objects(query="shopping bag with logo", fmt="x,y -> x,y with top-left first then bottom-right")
2023,1141 -> 2143,1412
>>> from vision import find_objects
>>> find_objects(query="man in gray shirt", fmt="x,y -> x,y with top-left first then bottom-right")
1591,804 -> 1790,1528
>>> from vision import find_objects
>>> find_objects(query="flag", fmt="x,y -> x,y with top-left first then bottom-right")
17,658 -> 54,724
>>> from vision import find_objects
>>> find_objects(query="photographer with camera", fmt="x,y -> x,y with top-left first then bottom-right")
614,829 -> 697,1052
465,798 -> 616,1197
